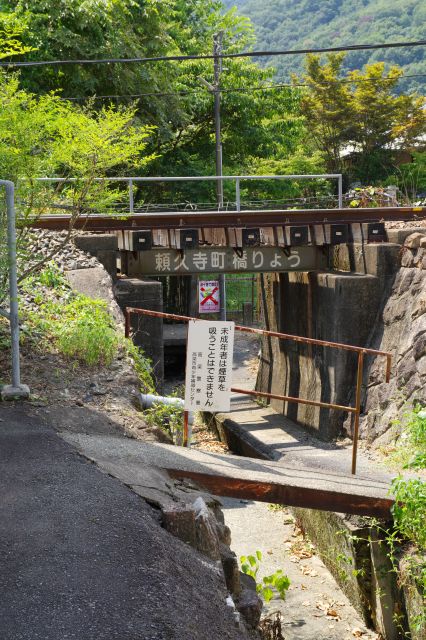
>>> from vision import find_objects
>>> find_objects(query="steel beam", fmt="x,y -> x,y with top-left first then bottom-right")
32,206 -> 425,231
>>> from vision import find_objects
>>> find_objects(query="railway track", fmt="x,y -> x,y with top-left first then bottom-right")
32,206 -> 425,231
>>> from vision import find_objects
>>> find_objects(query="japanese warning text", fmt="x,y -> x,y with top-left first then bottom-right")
184,320 -> 235,412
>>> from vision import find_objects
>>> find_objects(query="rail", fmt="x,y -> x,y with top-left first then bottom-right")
124,308 -> 391,474
32,205 -> 426,231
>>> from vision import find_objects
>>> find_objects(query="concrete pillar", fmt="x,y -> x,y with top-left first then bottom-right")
114,278 -> 164,390
74,234 -> 118,280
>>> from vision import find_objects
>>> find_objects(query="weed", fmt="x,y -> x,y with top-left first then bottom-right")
36,264 -> 68,290
125,341 -> 155,394
391,477 -> 426,553
143,394 -> 184,443
23,272 -> 119,366
240,551 -> 290,603
387,405 -> 426,469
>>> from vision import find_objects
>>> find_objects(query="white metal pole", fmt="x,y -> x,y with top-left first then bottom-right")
0,179 -> 29,399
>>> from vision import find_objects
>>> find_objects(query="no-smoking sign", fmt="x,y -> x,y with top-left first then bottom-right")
199,280 -> 220,314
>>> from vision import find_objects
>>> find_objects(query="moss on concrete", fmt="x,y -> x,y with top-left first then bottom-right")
292,507 -> 373,625
399,549 -> 426,640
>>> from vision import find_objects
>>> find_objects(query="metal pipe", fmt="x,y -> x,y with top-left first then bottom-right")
129,179 -> 134,214
35,174 -> 344,183
125,308 -> 130,338
0,180 -> 29,398
351,351 -> 365,475
183,410 -> 189,447
231,387 -> 357,414
125,307 -> 392,359
140,393 -> 185,410
338,175 -> 343,209
235,178 -> 241,212
4,181 -> 20,387
140,393 -> 194,419
385,354 -> 392,383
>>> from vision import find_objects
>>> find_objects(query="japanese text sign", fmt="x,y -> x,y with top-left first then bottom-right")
184,320 -> 235,412
199,280 -> 220,314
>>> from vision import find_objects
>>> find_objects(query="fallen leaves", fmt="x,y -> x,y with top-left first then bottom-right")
290,538 -> 314,560
300,565 -> 318,577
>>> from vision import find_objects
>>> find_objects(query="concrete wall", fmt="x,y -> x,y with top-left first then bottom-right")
399,550 -> 426,640
257,242 -> 403,440
74,234 -> 118,281
114,279 -> 164,390
293,508 -> 405,639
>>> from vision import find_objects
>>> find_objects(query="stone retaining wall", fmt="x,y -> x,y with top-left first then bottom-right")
257,232 -> 426,442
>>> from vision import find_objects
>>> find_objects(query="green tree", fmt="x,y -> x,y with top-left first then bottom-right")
0,0 -> 307,204
0,71 -> 155,303
0,9 -> 34,59
294,53 -> 426,184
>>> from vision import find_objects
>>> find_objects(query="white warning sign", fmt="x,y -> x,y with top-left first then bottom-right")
184,320 -> 235,412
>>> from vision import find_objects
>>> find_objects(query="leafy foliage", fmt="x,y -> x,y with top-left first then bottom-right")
143,396 -> 184,442
392,477 -> 426,552
125,341 -> 156,394
0,0 -> 306,198
18,265 -> 155,385
386,151 -> 426,203
240,550 -> 290,603
387,405 -> 426,470
0,70 -> 154,303
293,54 -> 425,182
22,270 -> 120,366
0,9 -> 34,59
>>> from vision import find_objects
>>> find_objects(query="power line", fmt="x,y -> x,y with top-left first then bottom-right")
57,73 -> 426,102
1,39 -> 425,68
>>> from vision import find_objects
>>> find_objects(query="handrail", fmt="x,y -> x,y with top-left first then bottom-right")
124,307 -> 391,474
34,173 -> 344,212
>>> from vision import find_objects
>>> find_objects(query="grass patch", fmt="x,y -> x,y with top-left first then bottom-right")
25,292 -> 120,367
19,266 -> 155,391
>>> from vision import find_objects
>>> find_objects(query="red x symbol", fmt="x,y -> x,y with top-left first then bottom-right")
200,286 -> 219,306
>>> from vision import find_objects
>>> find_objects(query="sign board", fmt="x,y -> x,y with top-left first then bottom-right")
184,320 -> 235,412
199,280 -> 220,314
126,246 -> 328,276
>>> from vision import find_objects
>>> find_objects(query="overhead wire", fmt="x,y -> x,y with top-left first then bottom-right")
1,39 -> 425,68
58,73 -> 426,102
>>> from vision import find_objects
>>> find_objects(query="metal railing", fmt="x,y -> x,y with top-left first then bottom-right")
124,307 -> 391,475
0,180 -> 29,399
36,174 -> 343,213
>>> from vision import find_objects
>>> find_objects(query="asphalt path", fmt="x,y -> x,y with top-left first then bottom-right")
0,406 -> 246,640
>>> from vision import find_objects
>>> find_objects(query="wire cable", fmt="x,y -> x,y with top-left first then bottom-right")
56,73 -> 426,102
1,39 -> 425,68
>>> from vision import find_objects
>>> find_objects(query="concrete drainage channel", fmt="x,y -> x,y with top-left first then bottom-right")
205,409 -> 406,640
221,499 -> 379,640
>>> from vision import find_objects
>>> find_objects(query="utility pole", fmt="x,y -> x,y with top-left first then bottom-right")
213,31 -> 226,321
213,31 -> 224,209
199,33 -> 226,320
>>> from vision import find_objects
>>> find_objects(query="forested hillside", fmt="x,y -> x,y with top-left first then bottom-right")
0,0 -> 424,196
224,0 -> 425,93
